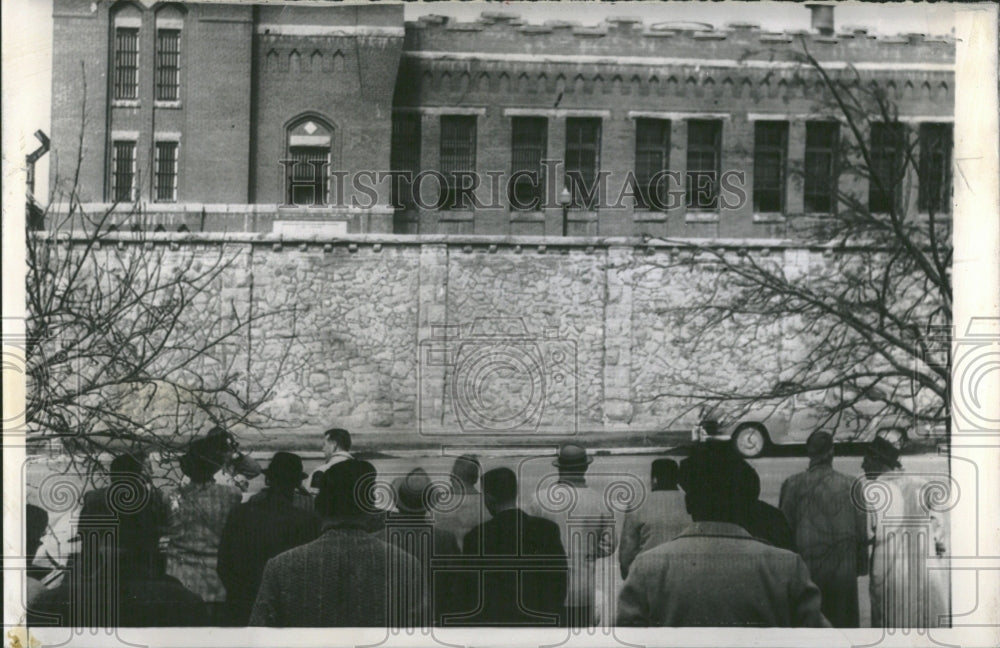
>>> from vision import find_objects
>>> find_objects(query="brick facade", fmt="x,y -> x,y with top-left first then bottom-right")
50,2 -> 954,238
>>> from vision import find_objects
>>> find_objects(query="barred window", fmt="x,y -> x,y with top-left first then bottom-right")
114,28 -> 139,100
753,121 -> 788,213
869,122 -> 905,214
686,120 -> 722,210
112,140 -> 136,202
439,115 -> 477,210
565,117 -> 601,209
634,118 -> 670,210
510,117 -> 547,210
285,118 -> 332,206
288,147 -> 329,205
156,29 -> 181,101
154,141 -> 178,202
390,113 -> 421,209
804,122 -> 839,214
918,123 -> 952,214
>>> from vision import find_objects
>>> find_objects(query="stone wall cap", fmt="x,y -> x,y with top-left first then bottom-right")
479,11 -> 520,21
759,32 -> 794,43
544,19 -> 580,29
692,31 -> 728,40
417,14 -> 449,25
519,24 -> 553,34
727,21 -> 760,30
572,26 -> 607,37
444,22 -> 483,32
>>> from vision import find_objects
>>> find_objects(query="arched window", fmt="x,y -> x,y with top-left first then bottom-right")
111,3 -> 142,101
154,4 -> 185,102
285,117 -> 333,206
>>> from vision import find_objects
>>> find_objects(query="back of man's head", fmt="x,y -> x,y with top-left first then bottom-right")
482,467 -> 517,511
451,454 -> 481,488
110,453 -> 145,480
316,458 -> 375,517
678,442 -> 758,523
651,458 -> 679,490
324,428 -> 352,452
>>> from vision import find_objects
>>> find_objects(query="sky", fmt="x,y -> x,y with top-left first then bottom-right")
1,1 -> 959,199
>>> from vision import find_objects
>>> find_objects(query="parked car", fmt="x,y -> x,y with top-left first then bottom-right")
692,387 -> 944,458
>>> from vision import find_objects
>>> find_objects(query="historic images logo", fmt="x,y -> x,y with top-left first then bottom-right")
278,158 -> 748,211
416,318 -> 578,436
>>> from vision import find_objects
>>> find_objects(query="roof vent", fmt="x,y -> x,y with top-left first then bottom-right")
806,4 -> 834,36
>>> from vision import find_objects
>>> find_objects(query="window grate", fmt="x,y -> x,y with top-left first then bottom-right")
804,122 -> 839,214
510,117 -> 547,210
439,115 -> 477,209
869,123 -> 905,214
114,28 -> 139,100
287,146 -> 329,205
112,140 -> 136,202
686,120 -> 721,210
156,29 -> 181,101
918,123 -> 952,215
565,117 -> 601,209
154,141 -> 178,202
753,121 -> 788,213
634,118 -> 670,210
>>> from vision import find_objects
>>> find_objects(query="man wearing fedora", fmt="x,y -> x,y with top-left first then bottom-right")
387,467 -> 460,625
780,431 -> 868,627
530,443 -> 617,628
861,431 -> 948,628
217,452 -> 321,625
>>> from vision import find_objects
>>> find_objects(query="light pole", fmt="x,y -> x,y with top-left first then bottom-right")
559,186 -> 572,237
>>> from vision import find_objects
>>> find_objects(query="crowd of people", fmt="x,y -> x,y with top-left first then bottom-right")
24,426 -> 948,628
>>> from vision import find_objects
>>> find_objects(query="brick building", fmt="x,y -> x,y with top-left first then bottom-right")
50,1 -> 953,238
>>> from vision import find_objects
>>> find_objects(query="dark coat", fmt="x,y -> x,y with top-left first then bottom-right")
28,566 -> 208,627
217,488 -> 321,625
743,500 -> 796,553
456,508 -> 568,626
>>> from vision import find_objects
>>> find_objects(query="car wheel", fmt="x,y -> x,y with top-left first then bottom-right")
733,425 -> 768,458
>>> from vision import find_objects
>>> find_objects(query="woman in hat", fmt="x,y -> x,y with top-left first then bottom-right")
165,436 -> 242,624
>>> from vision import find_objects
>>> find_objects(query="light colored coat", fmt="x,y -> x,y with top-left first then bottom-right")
617,522 -> 830,627
529,480 -> 617,612
619,489 -> 690,579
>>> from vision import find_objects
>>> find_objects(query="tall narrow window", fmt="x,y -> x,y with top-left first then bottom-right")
565,118 -> 601,209
918,123 -> 952,214
114,27 -> 140,100
390,113 -> 421,209
510,117 -> 547,210
285,118 -> 332,206
634,118 -> 670,210
869,122 -> 905,213
804,122 -> 839,214
156,29 -> 181,101
112,140 -> 136,202
753,121 -> 788,213
439,115 -> 477,210
686,120 -> 722,210
154,141 -> 178,202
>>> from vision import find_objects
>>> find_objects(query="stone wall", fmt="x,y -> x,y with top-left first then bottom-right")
49,233 -> 826,445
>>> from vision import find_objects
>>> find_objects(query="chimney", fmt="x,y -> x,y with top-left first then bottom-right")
806,4 -> 835,36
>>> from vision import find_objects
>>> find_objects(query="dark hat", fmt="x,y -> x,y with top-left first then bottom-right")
806,431 -> 835,458
263,452 -> 307,484
179,436 -> 226,481
865,436 -> 902,469
552,443 -> 593,469
396,468 -> 433,513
